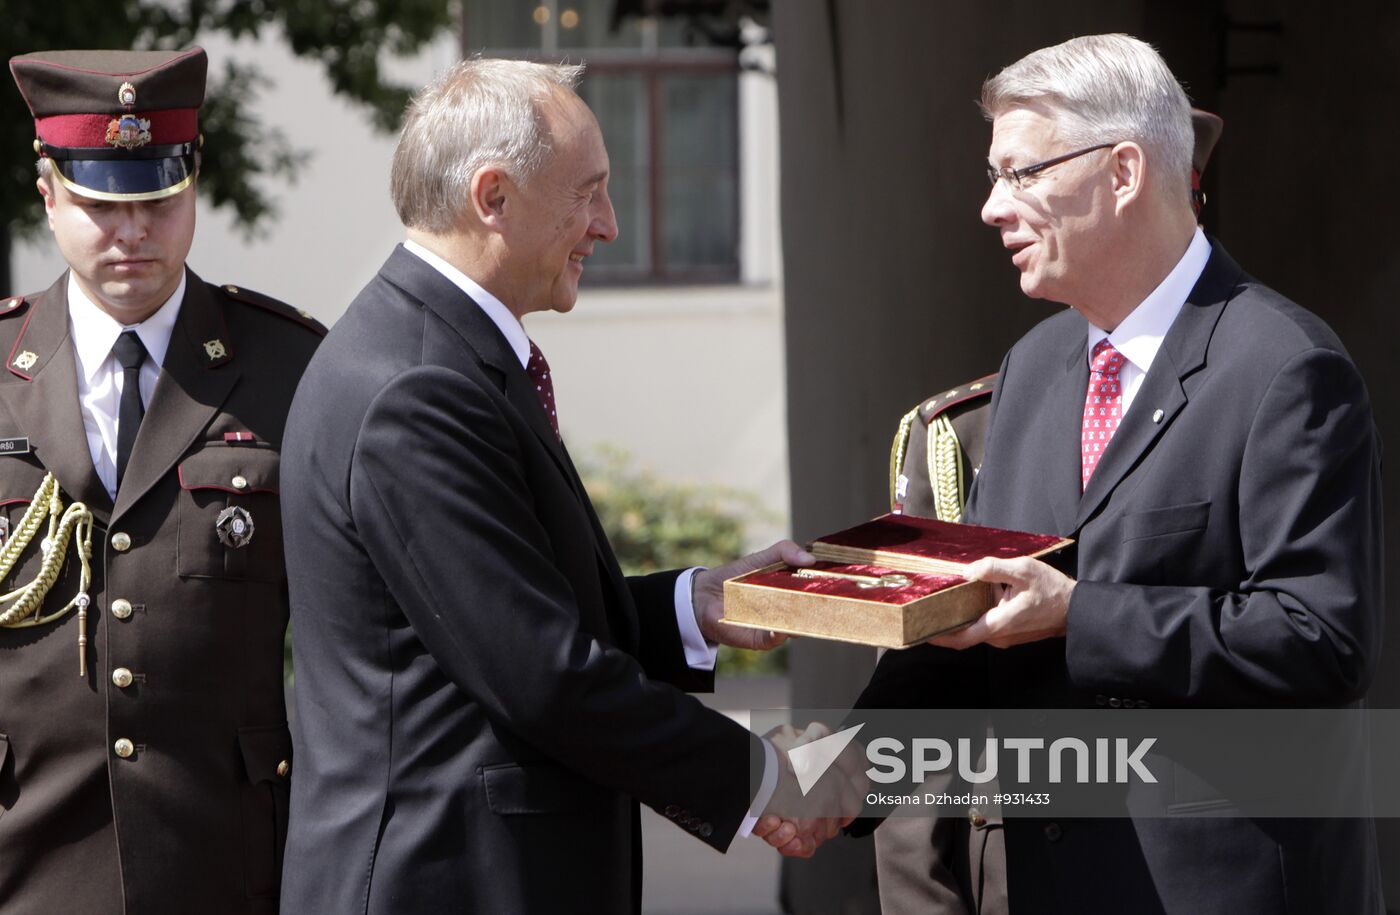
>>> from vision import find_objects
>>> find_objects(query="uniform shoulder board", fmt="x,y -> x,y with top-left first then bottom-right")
917,372 -> 998,422
0,295 -> 28,318
218,283 -> 327,337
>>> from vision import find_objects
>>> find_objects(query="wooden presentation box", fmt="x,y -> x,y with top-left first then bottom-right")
721,513 -> 1072,649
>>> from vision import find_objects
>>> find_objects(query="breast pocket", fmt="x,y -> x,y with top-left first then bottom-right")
1121,500 -> 1211,543
176,445 -> 284,582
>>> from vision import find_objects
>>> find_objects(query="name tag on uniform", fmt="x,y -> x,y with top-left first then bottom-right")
0,437 -> 30,456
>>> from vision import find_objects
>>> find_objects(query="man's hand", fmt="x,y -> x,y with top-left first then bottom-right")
750,722 -> 867,857
930,556 -> 1076,650
692,540 -> 815,650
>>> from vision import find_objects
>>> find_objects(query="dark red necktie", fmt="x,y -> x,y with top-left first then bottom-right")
526,340 -> 560,439
1081,338 -> 1126,490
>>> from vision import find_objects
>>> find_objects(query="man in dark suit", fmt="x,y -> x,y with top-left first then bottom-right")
0,49 -> 323,913
854,33 -> 1385,914
279,58 -> 852,914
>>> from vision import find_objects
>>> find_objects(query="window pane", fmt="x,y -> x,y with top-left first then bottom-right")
663,74 -> 737,270
579,73 -> 650,272
557,1 -> 646,50
463,0 -> 546,50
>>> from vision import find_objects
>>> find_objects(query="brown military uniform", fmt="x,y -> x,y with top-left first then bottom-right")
0,274 -> 322,913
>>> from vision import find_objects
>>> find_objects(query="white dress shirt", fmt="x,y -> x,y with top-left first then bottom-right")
1086,228 -> 1212,415
401,240 -> 775,834
68,271 -> 186,499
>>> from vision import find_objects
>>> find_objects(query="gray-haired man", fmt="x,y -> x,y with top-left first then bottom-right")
279,58 -> 856,913
853,33 -> 1384,914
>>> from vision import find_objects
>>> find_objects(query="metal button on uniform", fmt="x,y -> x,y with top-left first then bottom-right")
111,598 -> 133,619
114,738 -> 135,758
1044,822 -> 1063,842
698,823 -> 713,838
277,759 -> 291,778
231,474 -> 249,490
111,532 -> 132,552
112,667 -> 133,688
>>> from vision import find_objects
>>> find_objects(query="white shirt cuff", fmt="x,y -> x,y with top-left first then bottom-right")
675,567 -> 718,671
739,738 -> 779,838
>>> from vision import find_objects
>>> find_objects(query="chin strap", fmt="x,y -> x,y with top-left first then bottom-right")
0,473 -> 95,676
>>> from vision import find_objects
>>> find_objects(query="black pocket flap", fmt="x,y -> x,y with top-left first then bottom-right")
482,762 -> 614,816
238,724 -> 292,784
1122,500 -> 1211,542
179,446 -> 279,495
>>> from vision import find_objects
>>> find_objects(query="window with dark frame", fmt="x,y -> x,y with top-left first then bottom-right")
462,0 -> 741,284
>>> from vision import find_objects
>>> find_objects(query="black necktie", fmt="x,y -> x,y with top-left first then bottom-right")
112,331 -> 148,489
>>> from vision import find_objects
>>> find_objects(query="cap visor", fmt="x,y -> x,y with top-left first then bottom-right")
54,155 -> 196,202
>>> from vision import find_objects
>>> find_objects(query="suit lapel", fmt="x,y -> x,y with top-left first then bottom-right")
379,248 -> 634,625
1072,243 -> 1240,531
1047,331 -> 1090,536
0,274 -> 114,521
380,247 -> 582,497
113,271 -> 239,521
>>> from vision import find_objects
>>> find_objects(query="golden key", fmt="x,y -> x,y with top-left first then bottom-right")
793,568 -> 912,589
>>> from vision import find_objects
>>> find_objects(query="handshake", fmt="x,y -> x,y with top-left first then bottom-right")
694,540 -> 867,857
751,722 -> 869,858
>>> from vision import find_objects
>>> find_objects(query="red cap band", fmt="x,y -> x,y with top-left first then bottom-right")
36,108 -> 197,148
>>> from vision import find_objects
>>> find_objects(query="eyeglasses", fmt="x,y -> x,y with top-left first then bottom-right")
985,143 -> 1117,190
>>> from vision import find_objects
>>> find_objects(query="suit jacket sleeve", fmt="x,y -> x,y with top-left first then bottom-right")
628,571 -> 717,694
349,365 -> 761,849
1065,347 -> 1384,705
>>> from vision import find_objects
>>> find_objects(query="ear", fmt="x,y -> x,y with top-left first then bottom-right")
1109,142 -> 1147,214
469,166 -> 510,228
36,174 -> 57,230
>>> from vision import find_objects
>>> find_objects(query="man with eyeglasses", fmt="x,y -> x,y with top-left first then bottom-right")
851,33 -> 1384,914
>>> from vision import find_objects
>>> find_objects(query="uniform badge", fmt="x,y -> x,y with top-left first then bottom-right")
118,81 -> 137,107
13,351 -> 38,372
105,115 -> 152,149
215,506 -> 255,549
203,339 -> 227,361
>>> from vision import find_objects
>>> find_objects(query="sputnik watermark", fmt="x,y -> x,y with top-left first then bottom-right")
865,735 -> 1157,785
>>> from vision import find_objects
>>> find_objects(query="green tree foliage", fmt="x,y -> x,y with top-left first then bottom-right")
0,0 -> 457,288
578,443 -> 786,675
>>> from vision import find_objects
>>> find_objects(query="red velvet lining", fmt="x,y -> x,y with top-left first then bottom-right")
736,561 -> 965,605
816,513 -> 1065,565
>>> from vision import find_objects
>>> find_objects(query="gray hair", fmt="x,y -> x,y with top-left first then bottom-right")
981,34 -> 1193,202
391,58 -> 585,232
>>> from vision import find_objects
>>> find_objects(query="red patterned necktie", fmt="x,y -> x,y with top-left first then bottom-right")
1081,339 -> 1126,490
526,340 -> 560,439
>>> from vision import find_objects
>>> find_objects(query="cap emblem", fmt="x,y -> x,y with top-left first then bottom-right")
105,115 -> 152,150
13,351 -> 38,372
118,81 -> 137,108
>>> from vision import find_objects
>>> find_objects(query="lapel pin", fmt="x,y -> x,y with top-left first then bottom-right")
203,339 -> 227,361
1152,409 -> 1164,424
13,351 -> 37,372
215,506 -> 255,549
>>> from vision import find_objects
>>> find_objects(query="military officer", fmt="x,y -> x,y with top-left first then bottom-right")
0,48 -> 323,913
